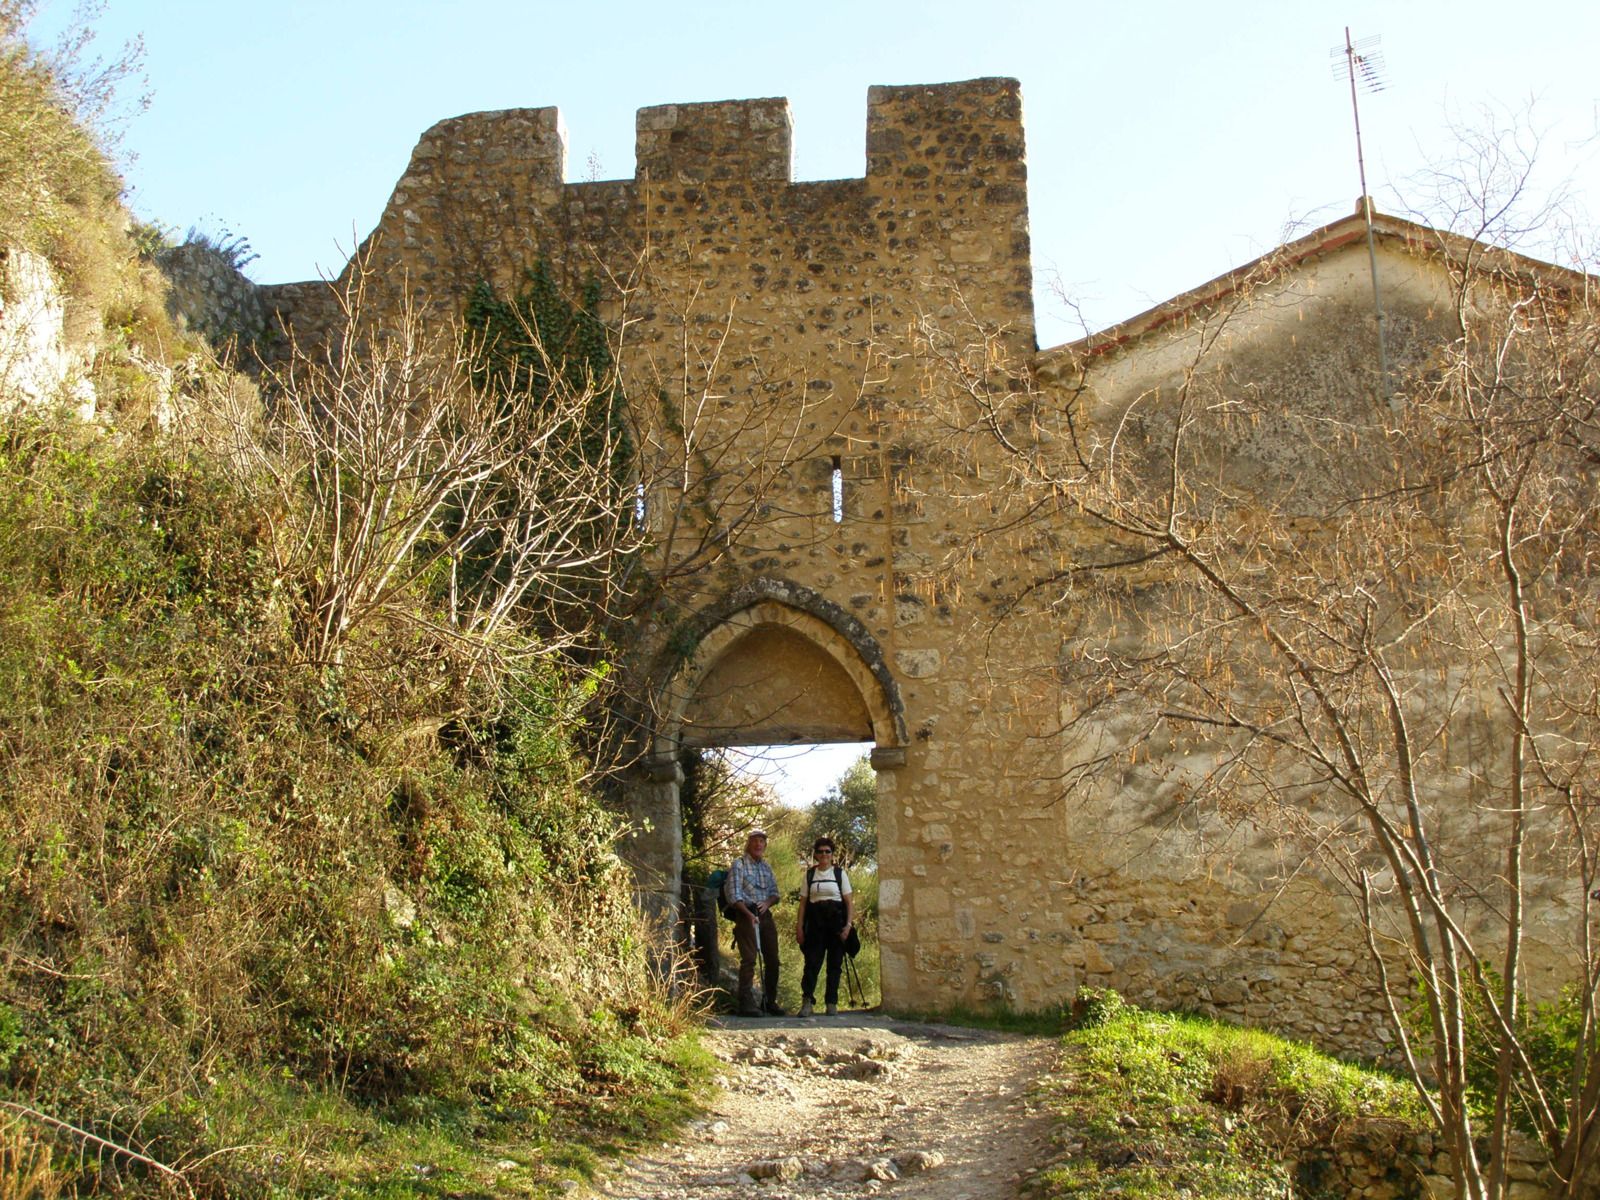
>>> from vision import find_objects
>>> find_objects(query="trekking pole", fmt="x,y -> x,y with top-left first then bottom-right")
752,913 -> 764,1010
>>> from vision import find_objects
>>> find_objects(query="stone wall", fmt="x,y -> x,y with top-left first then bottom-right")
1013,231 -> 1587,1057
154,241 -> 267,346
264,82 -> 1588,1068
1287,1123 -> 1552,1200
263,78 -> 1045,965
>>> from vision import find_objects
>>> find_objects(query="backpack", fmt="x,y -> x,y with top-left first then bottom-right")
706,867 -> 736,920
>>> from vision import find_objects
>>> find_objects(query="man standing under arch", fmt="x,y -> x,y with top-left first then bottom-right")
727,828 -> 783,1016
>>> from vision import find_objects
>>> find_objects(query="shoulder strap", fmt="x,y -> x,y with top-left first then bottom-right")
803,866 -> 845,897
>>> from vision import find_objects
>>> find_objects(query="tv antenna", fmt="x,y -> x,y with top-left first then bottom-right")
1331,28 -> 1390,400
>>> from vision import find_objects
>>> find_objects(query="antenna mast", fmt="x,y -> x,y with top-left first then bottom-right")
1332,27 -> 1389,400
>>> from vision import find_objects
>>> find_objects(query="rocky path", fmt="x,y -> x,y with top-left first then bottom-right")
596,1014 -> 1058,1199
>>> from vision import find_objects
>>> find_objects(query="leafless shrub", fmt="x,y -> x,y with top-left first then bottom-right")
218,263 -> 640,713
918,206 -> 1600,1199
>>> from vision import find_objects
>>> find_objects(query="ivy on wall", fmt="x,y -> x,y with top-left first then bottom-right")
464,260 -> 626,469
462,262 -> 634,638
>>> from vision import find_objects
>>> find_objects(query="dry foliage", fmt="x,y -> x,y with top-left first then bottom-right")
229,265 -> 639,684
0,1115 -> 67,1200
0,2 -> 144,335
919,207 -> 1600,1198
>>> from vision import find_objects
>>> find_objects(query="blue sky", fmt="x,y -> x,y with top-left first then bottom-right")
49,0 -> 1600,349
37,0 -> 1598,802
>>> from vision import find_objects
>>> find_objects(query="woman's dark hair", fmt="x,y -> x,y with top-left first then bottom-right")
812,837 -> 835,853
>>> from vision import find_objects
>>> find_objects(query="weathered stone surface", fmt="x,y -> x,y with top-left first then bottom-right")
894,1148 -> 945,1172
865,1156 -> 900,1181
0,247 -> 95,417
746,1155 -> 804,1181
262,81 -> 1586,1064
155,241 -> 266,345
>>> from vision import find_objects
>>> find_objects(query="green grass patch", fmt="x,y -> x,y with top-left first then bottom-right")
1029,990 -> 1424,1200
140,1034 -> 714,1199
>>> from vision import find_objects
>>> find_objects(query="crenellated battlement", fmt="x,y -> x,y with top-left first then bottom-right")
635,96 -> 793,184
399,105 -> 567,190
394,77 -> 1022,192
267,76 -> 1034,367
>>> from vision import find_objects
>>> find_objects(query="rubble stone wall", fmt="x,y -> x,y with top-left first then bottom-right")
262,81 -> 1585,1071
154,241 -> 266,346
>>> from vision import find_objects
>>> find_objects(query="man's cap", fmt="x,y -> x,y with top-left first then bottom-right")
747,828 -> 768,839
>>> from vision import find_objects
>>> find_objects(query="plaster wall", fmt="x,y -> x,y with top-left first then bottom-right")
1016,237 -> 1587,1055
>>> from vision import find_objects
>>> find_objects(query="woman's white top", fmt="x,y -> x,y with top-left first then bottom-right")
805,866 -> 852,903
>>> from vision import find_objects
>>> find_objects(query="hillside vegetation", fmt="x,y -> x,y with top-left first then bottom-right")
1032,991 -> 1426,1200
0,8 -> 704,1197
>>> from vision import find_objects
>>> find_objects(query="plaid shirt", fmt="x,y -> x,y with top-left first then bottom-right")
727,853 -> 778,908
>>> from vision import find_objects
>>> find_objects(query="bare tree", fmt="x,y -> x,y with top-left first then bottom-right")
225,239 -> 877,813
917,203 -> 1600,1197
221,264 -> 638,704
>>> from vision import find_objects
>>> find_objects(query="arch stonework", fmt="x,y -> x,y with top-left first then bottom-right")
650,577 -> 909,759
616,579 -> 907,942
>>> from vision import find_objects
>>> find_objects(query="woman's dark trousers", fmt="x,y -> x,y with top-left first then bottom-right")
801,901 -> 846,1006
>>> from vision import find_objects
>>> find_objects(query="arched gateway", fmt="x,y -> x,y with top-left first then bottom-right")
615,578 -> 907,942
263,75 -> 1592,1053
265,77 -> 1053,1019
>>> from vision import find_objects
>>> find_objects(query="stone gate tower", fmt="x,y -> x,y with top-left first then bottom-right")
267,78 -> 1051,1012
263,74 -> 1594,1059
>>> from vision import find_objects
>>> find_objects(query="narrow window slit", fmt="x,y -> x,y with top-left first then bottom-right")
830,456 -> 844,523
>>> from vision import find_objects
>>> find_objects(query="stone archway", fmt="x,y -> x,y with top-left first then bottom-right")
617,578 -> 907,934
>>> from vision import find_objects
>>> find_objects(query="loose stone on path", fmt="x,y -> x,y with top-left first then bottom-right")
595,1014 -> 1055,1200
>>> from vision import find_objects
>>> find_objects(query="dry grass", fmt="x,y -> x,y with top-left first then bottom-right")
1203,1043 -> 1276,1113
0,4 -> 137,336
0,1117 -> 68,1200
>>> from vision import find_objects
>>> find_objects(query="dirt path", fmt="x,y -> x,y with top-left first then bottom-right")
596,1014 -> 1059,1199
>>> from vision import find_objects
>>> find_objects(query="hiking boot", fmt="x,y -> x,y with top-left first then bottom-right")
825,1003 -> 838,1016
799,999 -> 814,1018
763,999 -> 788,1016
737,989 -> 762,1017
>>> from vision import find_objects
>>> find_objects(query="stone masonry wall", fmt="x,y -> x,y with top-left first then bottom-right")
154,241 -> 266,346
262,81 -> 1586,1074
261,80 -> 1052,1005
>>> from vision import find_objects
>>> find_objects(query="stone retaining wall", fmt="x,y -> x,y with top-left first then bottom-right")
155,241 -> 267,347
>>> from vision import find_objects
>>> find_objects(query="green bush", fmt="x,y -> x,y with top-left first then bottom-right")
1412,966 -> 1587,1139
0,414 -> 701,1195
